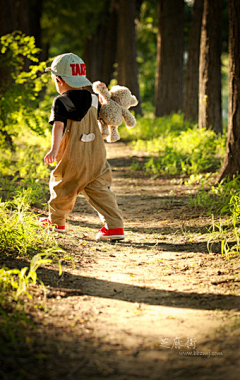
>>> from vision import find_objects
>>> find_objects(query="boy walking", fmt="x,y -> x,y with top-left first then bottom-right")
40,53 -> 124,240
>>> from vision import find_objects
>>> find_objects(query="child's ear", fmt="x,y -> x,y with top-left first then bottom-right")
57,77 -> 65,85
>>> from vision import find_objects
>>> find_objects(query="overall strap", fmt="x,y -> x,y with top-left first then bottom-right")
91,94 -> 98,109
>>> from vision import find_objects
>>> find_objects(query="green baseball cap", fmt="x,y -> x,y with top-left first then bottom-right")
45,53 -> 92,88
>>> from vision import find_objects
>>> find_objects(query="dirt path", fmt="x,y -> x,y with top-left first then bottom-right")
2,142 -> 240,380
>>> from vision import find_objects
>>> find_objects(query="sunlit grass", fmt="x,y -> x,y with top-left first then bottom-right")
120,112 -> 226,176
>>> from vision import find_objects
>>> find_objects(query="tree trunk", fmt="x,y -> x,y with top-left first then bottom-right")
101,0 -> 118,85
184,0 -> 204,123
0,0 -> 42,46
198,0 -> 223,133
83,24 -> 106,83
83,1 -> 118,86
155,0 -> 184,117
117,0 -> 142,115
217,0 -> 240,182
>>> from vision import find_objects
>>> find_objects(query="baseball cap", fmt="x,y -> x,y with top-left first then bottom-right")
45,53 -> 92,88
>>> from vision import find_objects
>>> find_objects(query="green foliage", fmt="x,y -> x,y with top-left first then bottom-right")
0,193 -> 58,256
0,186 -> 64,348
221,194 -> 240,258
0,174 -> 48,207
124,113 -> 226,175
0,31 -> 48,147
188,175 -> 240,215
120,111 -> 190,140
0,256 -> 50,301
0,124 -> 51,180
207,192 -> 240,259
42,0 -> 109,56
230,193 -> 240,223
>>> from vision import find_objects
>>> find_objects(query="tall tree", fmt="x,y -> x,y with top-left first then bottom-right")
184,0 -> 204,123
155,0 -> 184,117
83,1 -> 118,85
198,0 -> 223,133
101,1 -> 118,85
117,0 -> 142,115
217,0 -> 240,182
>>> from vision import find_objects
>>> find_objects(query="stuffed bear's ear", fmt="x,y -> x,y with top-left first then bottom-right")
131,95 -> 138,107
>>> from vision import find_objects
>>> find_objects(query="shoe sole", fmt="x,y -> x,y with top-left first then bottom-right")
97,235 -> 125,241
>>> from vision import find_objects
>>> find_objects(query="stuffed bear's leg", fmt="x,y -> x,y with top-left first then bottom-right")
106,126 -> 121,143
98,119 -> 109,139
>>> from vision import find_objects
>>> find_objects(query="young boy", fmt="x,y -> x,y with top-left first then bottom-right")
40,52 -> 124,240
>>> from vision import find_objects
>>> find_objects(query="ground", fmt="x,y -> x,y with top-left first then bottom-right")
1,142 -> 240,380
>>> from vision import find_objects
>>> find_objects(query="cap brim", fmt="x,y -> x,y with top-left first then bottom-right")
44,67 -> 92,87
62,75 -> 92,88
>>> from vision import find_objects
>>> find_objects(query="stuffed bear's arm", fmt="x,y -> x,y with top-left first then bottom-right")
92,81 -> 111,102
122,108 -> 137,129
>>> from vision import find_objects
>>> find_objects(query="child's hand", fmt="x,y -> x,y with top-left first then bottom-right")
44,149 -> 58,164
98,82 -> 107,104
99,82 -> 107,89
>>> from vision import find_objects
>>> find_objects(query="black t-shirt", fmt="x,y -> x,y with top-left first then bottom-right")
48,89 -> 101,127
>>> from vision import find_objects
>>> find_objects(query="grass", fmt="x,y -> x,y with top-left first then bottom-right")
120,112 -> 226,176
0,188 -> 64,348
188,175 -> 240,215
0,195 -> 57,256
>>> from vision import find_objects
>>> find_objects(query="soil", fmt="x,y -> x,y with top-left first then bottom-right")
1,142 -> 240,380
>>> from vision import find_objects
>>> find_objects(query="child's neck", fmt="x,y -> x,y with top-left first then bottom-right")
59,83 -> 73,94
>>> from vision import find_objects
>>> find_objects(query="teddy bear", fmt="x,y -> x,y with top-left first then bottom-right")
92,81 -> 138,143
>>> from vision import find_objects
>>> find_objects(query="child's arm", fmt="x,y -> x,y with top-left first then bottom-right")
44,121 -> 64,164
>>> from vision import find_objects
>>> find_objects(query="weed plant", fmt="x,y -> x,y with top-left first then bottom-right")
192,176 -> 240,258
207,193 -> 240,259
0,194 -> 58,256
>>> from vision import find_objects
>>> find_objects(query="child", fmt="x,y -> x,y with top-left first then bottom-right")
40,52 -> 124,240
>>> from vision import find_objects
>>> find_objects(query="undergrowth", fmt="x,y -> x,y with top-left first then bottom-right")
188,175 -> 240,215
183,174 -> 240,259
207,192 -> 240,260
0,190 -> 64,348
119,112 -> 226,175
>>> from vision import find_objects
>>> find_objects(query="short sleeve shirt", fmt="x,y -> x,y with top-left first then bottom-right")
49,89 -> 101,127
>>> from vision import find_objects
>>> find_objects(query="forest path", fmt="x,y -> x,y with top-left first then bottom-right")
4,142 -> 240,380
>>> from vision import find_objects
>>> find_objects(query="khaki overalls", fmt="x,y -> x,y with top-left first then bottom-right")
48,94 -> 123,228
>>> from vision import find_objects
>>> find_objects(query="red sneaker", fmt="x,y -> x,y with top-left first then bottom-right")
96,226 -> 124,240
39,218 -> 65,233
